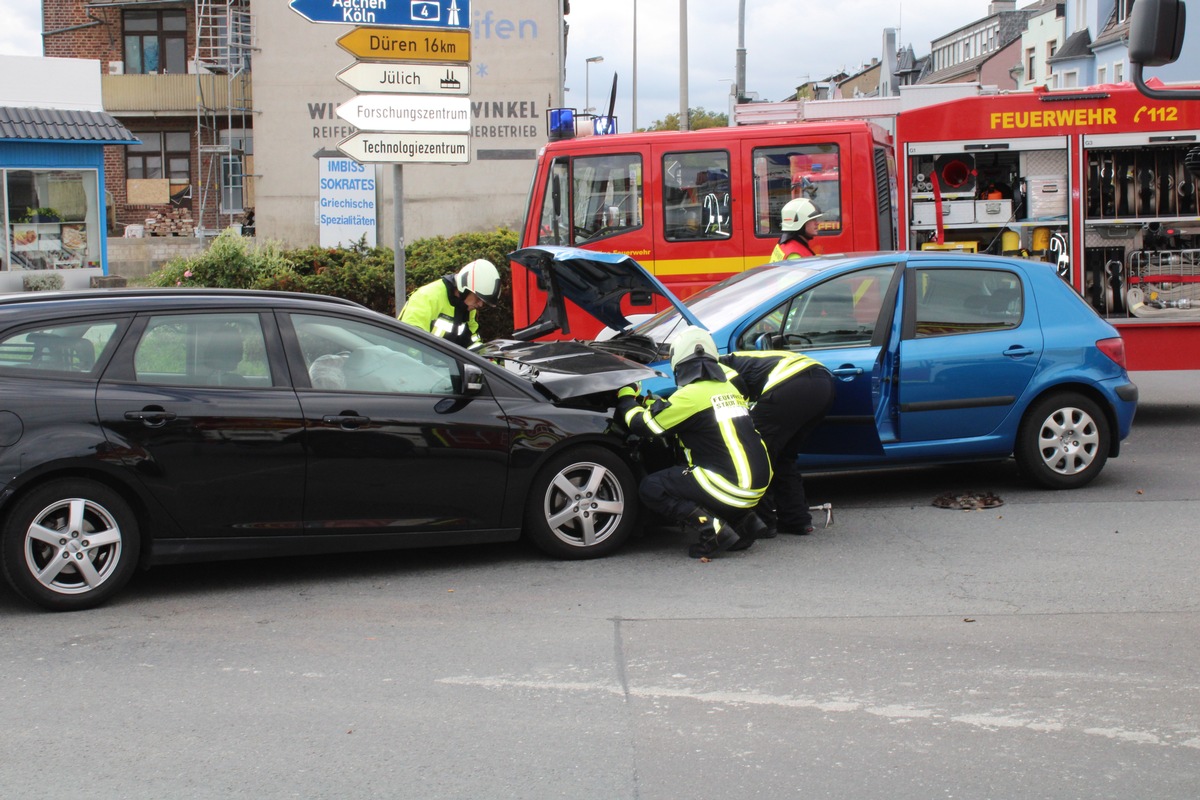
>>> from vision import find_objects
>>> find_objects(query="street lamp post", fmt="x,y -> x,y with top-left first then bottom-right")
586,55 -> 604,114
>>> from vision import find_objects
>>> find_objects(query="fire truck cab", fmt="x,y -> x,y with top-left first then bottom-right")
515,120 -> 897,338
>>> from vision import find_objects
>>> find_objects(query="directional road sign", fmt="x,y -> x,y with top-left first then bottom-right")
336,26 -> 470,62
338,132 -> 471,164
336,62 -> 470,94
336,94 -> 470,132
290,0 -> 470,28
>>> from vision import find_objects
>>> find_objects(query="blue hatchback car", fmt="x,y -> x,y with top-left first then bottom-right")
505,246 -> 1139,489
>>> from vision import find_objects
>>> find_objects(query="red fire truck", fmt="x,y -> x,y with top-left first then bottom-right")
516,83 -> 1200,369
895,81 -> 1200,370
514,120 -> 898,337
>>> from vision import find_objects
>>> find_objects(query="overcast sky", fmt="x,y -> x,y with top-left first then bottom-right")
3,0 -> 993,128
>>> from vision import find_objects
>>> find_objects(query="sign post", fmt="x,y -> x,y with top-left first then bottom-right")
292,2 -> 473,311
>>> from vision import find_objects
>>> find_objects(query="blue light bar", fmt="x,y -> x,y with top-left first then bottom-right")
592,116 -> 618,136
547,108 -> 576,141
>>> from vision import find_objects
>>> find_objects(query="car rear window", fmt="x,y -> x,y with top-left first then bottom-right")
0,320 -> 122,375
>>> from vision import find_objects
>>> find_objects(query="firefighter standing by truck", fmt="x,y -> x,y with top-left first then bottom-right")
769,197 -> 824,262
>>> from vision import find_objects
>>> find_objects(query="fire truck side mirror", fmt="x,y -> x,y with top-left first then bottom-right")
1129,0 -> 1200,99
1129,0 -> 1186,66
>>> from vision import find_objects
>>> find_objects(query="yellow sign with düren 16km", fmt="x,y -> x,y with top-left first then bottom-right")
337,27 -> 470,62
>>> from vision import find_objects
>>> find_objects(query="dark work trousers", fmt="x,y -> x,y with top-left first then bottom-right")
639,467 -> 750,530
752,366 -> 836,530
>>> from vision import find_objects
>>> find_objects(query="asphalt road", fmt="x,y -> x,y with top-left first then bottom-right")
1,371 -> 1197,799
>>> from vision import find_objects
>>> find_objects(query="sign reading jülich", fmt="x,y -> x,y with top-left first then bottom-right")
336,62 -> 470,95
289,0 -> 470,28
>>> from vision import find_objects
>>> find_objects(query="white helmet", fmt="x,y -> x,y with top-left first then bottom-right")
455,259 -> 501,305
670,327 -> 718,372
780,197 -> 823,232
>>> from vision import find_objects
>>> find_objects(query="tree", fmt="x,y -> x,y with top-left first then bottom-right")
641,107 -> 729,131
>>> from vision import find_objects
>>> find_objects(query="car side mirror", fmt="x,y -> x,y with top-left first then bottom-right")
754,332 -> 783,350
463,363 -> 485,394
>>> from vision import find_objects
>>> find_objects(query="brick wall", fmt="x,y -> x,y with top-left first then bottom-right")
45,0 -> 225,236
42,0 -> 122,66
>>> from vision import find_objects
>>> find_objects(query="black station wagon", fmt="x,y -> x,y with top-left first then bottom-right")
0,289 -> 658,611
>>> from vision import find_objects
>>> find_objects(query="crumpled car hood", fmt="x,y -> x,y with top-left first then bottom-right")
478,339 -> 664,401
508,245 -> 703,340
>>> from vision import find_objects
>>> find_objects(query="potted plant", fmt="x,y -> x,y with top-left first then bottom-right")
21,207 -> 62,223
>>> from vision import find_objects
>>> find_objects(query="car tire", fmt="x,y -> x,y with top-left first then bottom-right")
524,445 -> 638,560
1015,392 -> 1110,489
1,479 -> 141,611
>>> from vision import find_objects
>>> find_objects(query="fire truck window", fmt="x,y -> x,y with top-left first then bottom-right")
661,151 -> 732,242
564,154 -> 642,244
914,268 -> 1023,338
537,159 -> 571,245
752,145 -> 842,239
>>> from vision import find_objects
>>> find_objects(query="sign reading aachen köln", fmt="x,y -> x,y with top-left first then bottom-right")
337,132 -> 471,164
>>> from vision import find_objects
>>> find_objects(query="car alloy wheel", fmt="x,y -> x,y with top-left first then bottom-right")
2,480 -> 140,611
524,445 -> 638,559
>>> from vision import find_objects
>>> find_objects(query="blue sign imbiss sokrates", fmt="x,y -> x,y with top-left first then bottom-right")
289,0 -> 470,28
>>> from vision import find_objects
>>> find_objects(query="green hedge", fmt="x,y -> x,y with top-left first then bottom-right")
145,227 -> 519,340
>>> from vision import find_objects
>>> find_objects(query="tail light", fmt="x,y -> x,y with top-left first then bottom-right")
1096,336 -> 1127,368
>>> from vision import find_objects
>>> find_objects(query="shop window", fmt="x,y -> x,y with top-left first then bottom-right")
3,169 -> 100,271
753,144 -> 842,239
662,151 -> 732,241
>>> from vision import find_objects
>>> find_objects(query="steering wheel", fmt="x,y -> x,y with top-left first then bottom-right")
781,333 -> 814,347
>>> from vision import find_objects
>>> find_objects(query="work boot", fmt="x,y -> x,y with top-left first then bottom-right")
727,512 -> 768,551
755,497 -> 778,539
685,509 -> 739,559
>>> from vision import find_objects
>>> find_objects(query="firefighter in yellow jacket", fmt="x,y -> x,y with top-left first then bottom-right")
769,197 -> 823,262
398,259 -> 501,349
720,349 -> 835,535
615,328 -> 772,559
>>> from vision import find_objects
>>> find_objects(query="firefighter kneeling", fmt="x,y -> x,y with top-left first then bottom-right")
614,328 -> 772,559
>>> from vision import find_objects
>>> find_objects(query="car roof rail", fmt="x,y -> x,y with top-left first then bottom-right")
0,288 -> 366,309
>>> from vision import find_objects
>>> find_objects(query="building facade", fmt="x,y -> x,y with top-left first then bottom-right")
39,0 -> 564,248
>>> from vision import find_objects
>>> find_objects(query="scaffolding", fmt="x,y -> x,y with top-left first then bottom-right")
194,0 -> 255,236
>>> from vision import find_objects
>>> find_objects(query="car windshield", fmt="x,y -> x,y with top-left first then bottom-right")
629,264 -> 818,345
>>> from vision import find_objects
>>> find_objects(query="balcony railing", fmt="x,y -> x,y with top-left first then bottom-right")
101,73 -> 252,115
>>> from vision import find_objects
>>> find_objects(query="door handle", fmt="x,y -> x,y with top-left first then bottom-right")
830,366 -> 863,379
1003,346 -> 1035,358
124,409 -> 177,427
323,414 -> 370,428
